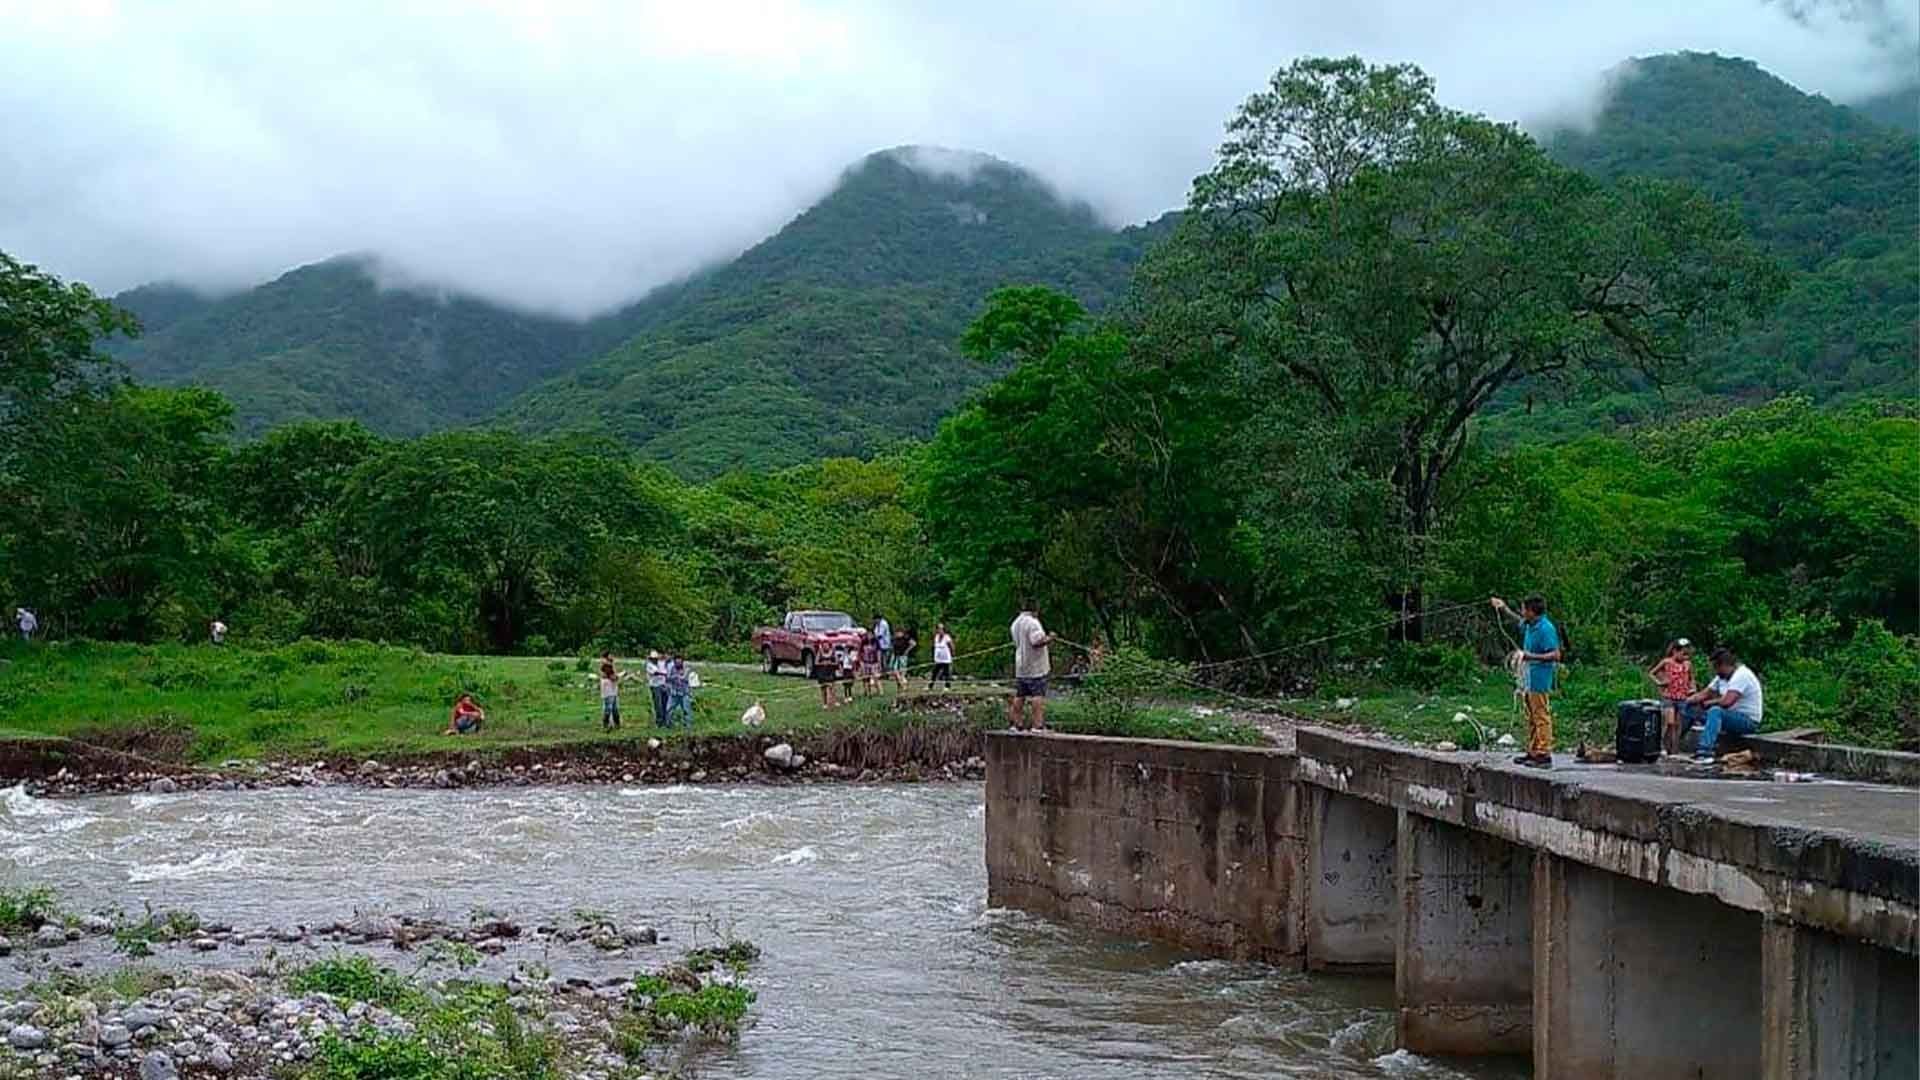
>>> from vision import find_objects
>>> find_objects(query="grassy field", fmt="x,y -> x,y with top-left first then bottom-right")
0,640 -> 1263,763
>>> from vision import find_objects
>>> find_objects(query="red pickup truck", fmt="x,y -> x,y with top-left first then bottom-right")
753,611 -> 865,674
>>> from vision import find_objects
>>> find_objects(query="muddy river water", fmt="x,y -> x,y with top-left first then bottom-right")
0,782 -> 1521,1078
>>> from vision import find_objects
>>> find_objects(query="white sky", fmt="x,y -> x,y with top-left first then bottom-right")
1,0 -> 1914,317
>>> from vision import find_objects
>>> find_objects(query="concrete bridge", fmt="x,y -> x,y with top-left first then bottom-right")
984,728 -> 1919,1078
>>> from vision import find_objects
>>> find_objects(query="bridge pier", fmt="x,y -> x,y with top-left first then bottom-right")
1395,810 -> 1532,1056
1304,788 -> 1395,972
1533,852 -> 1763,1078
1760,919 -> 1919,1079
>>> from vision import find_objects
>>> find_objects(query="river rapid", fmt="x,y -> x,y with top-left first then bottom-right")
0,782 -> 1520,1079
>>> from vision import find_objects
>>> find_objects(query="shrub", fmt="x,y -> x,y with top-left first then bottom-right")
0,887 -> 60,932
289,955 -> 419,1010
1381,642 -> 1480,693
1830,621 -> 1920,749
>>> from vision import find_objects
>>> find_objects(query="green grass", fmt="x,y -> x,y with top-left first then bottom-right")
0,639 -> 1011,762
0,886 -> 62,933
289,955 -> 423,1010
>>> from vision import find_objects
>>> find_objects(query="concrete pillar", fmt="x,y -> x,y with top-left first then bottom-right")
1305,788 -> 1396,972
1533,852 -> 1763,1078
1395,810 -> 1532,1056
1761,919 -> 1919,1079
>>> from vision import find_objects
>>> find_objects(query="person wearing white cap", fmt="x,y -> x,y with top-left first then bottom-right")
644,650 -> 669,727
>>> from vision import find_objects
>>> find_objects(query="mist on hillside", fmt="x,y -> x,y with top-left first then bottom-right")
1,0 -> 1914,318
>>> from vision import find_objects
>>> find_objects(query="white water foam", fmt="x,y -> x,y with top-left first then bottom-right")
771,845 -> 819,866
129,849 -> 249,883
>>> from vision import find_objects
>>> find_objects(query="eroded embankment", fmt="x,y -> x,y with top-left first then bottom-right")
1,700 -> 992,798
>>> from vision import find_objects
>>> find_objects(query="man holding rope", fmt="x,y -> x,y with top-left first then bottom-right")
1009,605 -> 1052,731
1492,595 -> 1559,769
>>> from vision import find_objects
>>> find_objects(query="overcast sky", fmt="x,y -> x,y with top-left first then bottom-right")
2,1 -> 1914,317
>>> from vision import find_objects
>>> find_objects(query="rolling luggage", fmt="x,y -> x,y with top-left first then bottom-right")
1615,700 -> 1663,764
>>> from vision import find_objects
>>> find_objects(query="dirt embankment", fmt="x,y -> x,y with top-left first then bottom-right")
1,703 -> 993,798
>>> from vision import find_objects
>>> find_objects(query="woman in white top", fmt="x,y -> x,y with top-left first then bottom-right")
927,624 -> 955,691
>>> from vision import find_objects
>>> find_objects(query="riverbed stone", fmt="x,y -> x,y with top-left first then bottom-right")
206,1046 -> 234,1073
139,1049 -> 178,1080
147,777 -> 178,795
99,1025 -> 131,1048
33,924 -> 66,947
122,1005 -> 168,1029
8,1024 -> 48,1049
763,743 -> 794,768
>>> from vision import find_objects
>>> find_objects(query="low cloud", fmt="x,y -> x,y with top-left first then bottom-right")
0,0 -> 1912,318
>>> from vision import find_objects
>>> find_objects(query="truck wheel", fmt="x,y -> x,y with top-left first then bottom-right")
763,646 -> 780,675
799,649 -> 814,676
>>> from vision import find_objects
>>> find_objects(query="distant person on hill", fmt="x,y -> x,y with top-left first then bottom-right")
665,654 -> 694,729
1646,638 -> 1695,757
1491,596 -> 1560,769
645,651 -> 669,727
15,608 -> 36,642
598,652 -> 625,732
873,613 -> 893,675
891,625 -> 916,690
1009,606 -> 1052,731
444,693 -> 485,736
209,619 -> 227,646
1680,648 -> 1764,764
928,624 -> 955,690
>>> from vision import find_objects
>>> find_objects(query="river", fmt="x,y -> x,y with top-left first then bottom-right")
0,782 -> 1521,1079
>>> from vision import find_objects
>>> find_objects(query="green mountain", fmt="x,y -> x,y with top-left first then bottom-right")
497,147 -> 1163,475
1504,52 -> 1919,437
1851,81 -> 1920,134
110,257 -> 589,437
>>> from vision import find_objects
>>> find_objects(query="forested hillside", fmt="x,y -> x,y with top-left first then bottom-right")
110,257 -> 589,436
1497,52 -> 1919,438
498,148 -> 1164,475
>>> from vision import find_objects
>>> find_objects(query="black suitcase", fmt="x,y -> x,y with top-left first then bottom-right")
1615,700 -> 1663,763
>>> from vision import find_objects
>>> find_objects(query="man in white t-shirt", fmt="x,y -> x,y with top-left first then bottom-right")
1681,647 -> 1764,763
1009,608 -> 1052,731
15,608 -> 36,642
210,620 -> 227,645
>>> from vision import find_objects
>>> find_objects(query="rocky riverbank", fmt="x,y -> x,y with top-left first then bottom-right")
3,717 -> 991,799
0,901 -> 756,1079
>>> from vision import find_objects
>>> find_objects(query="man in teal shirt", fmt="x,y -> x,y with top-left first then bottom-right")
1492,595 -> 1560,768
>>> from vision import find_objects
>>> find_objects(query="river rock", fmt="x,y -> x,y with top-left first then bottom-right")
7,1024 -> 48,1050
99,1024 -> 132,1048
33,924 -> 65,947
0,935 -> 11,956
0,1002 -> 37,1022
190,938 -> 219,952
620,926 -> 658,946
763,743 -> 794,768
140,1050 -> 179,1080
207,1046 -> 234,1073
1434,741 -> 1459,752
148,777 -> 179,795
122,1005 -> 169,1029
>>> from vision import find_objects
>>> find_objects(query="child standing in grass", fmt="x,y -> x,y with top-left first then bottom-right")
815,648 -> 840,710
598,653 -> 624,732
1647,638 -> 1695,757
835,640 -> 858,705
860,634 -> 883,696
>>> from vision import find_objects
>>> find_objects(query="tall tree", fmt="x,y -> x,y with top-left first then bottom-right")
1137,57 -> 1787,630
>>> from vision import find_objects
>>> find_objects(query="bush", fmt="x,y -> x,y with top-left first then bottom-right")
289,955 -> 419,1010
0,887 -> 60,932
1830,621 -> 1920,749
1382,642 -> 1480,693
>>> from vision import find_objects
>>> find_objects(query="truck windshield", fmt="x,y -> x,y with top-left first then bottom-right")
800,613 -> 854,631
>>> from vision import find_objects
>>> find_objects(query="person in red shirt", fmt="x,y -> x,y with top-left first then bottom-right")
444,693 -> 485,735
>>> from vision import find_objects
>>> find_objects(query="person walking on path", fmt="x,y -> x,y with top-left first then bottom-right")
645,651 -> 669,727
928,624 -> 955,691
598,653 -> 625,732
15,608 -> 36,642
1009,607 -> 1052,731
1679,648 -> 1764,764
1492,596 -> 1560,768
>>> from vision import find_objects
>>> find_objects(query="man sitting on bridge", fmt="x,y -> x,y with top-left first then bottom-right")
1679,647 -> 1764,764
